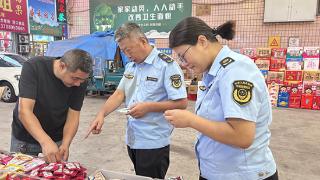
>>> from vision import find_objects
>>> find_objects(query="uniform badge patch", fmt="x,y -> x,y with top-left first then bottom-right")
199,86 -> 206,91
158,53 -> 174,63
146,76 -> 158,82
232,80 -> 254,105
170,74 -> 182,88
124,74 -> 134,79
220,57 -> 235,68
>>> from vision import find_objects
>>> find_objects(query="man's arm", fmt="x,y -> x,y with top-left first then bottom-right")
18,97 -> 61,162
59,108 -> 80,160
85,89 -> 125,138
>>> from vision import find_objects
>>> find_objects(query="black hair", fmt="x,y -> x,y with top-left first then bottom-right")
61,49 -> 93,73
169,17 -> 235,48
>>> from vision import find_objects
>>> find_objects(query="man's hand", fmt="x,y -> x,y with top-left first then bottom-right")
128,102 -> 150,118
85,114 -> 105,139
59,144 -> 69,161
164,109 -> 195,128
41,140 -> 61,163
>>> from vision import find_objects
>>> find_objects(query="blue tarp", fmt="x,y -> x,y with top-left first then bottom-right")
45,30 -> 129,65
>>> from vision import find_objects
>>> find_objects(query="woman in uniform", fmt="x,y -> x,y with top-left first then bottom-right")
164,17 -> 278,180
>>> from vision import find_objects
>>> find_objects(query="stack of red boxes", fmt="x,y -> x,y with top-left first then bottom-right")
255,48 -> 271,71
284,70 -> 304,108
270,48 -> 287,71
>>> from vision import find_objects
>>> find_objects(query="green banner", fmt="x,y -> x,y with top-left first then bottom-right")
90,0 -> 192,37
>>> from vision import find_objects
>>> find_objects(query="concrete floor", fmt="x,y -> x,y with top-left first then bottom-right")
1,97 -> 320,179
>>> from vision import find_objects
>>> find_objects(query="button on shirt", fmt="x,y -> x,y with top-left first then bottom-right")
195,46 -> 276,180
117,47 -> 187,149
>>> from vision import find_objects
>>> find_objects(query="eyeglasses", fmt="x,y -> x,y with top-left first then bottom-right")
178,45 -> 192,64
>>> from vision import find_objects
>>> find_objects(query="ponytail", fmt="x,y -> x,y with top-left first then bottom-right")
213,21 -> 235,40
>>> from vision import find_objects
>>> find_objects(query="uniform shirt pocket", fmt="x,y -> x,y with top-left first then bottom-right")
144,75 -> 160,93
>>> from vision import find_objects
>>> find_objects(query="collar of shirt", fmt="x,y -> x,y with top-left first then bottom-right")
133,46 -> 159,68
203,45 -> 232,87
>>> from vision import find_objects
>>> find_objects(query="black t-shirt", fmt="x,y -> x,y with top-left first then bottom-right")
12,56 -> 87,144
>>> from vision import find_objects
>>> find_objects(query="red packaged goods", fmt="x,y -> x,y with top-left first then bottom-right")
284,70 -> 303,83
267,71 -> 284,84
287,47 -> 303,58
255,58 -> 270,70
240,48 -> 256,59
21,158 -> 45,172
53,163 -> 64,176
303,83 -> 317,96
302,47 -> 320,58
268,83 -> 279,107
269,58 -> 286,71
303,47 -> 319,71
40,163 -> 57,172
303,71 -> 320,83
271,48 -> 287,59
289,95 -> 301,108
301,94 -> 313,109
256,48 -> 271,58
312,96 -> 320,110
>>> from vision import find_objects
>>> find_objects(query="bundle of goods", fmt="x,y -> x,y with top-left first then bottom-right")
302,47 -> 320,70
0,151 -> 87,180
286,47 -> 303,70
270,48 -> 287,71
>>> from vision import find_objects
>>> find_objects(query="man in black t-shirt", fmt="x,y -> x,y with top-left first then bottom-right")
11,49 -> 93,163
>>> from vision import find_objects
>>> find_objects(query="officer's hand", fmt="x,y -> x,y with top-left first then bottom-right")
59,144 -> 69,161
128,103 -> 149,118
164,109 -> 194,128
41,140 -> 61,163
85,114 -> 104,138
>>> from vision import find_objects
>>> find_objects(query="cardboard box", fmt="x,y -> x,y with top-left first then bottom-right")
286,83 -> 303,96
268,83 -> 280,107
286,58 -> 303,70
240,48 -> 256,60
277,94 -> 289,108
303,71 -> 320,83
271,48 -> 287,59
284,70 -> 303,83
289,95 -> 301,108
269,58 -> 286,71
312,96 -> 320,110
302,47 -> 320,58
303,58 -> 319,70
267,71 -> 284,84
255,58 -> 270,70
256,48 -> 271,58
301,94 -> 313,109
260,70 -> 268,81
287,47 -> 303,58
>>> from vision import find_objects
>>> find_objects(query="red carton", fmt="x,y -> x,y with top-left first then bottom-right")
312,96 -> 320,110
301,94 -> 314,109
284,70 -> 303,83
271,48 -> 287,59
269,58 -> 286,71
289,95 -> 301,108
267,71 -> 284,84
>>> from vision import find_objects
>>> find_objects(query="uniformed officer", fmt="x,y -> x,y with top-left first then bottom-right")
164,17 -> 278,180
86,22 -> 188,179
